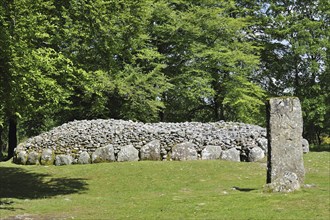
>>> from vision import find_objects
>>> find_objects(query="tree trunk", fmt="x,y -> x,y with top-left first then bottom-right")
213,94 -> 226,121
219,102 -> 225,121
0,125 -> 3,161
159,111 -> 165,122
213,98 -> 220,121
7,116 -> 17,160
316,130 -> 321,146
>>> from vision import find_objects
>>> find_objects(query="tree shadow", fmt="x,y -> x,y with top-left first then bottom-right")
309,146 -> 330,152
0,167 -> 88,211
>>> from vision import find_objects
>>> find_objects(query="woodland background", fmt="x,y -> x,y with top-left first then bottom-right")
0,0 -> 329,158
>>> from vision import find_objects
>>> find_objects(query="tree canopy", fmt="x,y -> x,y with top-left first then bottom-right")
257,0 -> 329,144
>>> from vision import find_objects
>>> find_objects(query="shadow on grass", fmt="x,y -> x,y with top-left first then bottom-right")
232,186 -> 257,192
310,147 -> 330,152
0,167 -> 88,211
309,144 -> 330,152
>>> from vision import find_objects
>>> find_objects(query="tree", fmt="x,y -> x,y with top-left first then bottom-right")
52,0 -> 171,123
5,0 -> 321,158
148,0 -> 266,124
0,0 -> 95,158
0,1 -> 8,159
257,0 -> 330,143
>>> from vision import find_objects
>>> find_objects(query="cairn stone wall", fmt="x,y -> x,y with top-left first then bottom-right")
14,119 -> 270,165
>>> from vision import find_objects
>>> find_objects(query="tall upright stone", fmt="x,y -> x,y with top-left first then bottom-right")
266,97 -> 305,192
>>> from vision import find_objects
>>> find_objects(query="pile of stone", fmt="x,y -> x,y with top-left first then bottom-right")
14,119 -> 270,165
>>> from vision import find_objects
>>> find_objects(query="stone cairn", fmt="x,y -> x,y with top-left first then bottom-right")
14,120 -> 270,165
265,97 -> 305,193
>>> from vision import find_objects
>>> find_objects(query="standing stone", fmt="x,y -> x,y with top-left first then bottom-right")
266,97 -> 305,192
264,171 -> 300,193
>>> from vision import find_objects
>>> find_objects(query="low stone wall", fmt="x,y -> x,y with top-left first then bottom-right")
14,119 -> 270,165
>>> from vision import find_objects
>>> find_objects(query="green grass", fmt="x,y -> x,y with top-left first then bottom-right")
0,152 -> 329,220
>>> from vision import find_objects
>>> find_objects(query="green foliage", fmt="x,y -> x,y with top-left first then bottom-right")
115,64 -> 170,122
148,0 -> 264,123
321,137 -> 330,145
223,74 -> 266,125
54,0 -> 171,122
257,0 -> 330,143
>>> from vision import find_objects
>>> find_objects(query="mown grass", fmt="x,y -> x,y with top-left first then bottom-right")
0,152 -> 329,220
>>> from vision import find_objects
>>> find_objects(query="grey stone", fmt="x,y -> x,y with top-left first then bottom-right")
92,144 -> 115,163
26,151 -> 39,165
171,142 -> 198,161
160,148 -> 168,160
248,147 -> 264,162
140,140 -> 161,161
266,97 -> 305,188
117,145 -> 139,162
265,171 -> 301,193
302,138 -> 309,154
55,155 -> 73,166
220,148 -> 240,162
14,150 -> 28,165
78,151 -> 91,164
257,137 -> 268,153
201,145 -> 222,160
40,149 -> 54,165
15,119 -> 270,165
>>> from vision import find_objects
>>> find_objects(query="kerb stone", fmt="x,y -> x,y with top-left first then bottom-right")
266,97 -> 305,191
117,145 -> 139,162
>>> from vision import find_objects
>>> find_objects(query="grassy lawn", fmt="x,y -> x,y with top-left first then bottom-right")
0,152 -> 329,220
